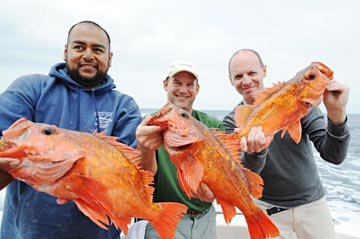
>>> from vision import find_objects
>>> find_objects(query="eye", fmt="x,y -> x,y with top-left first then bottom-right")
180,111 -> 189,118
43,127 -> 53,135
305,70 -> 318,80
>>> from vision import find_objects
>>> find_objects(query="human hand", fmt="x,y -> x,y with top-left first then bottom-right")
0,157 -> 18,190
235,126 -> 267,153
191,182 -> 214,203
0,157 -> 20,170
323,80 -> 349,124
136,115 -> 165,151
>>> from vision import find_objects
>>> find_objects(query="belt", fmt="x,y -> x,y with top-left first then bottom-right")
266,206 -> 288,216
186,207 -> 210,219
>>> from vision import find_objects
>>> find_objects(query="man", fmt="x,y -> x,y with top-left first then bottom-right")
223,48 -> 350,239
0,21 -> 142,239
136,60 -> 225,239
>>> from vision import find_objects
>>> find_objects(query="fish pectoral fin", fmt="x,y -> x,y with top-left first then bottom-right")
217,199 -> 236,224
283,121 -> 302,144
30,153 -> 83,183
72,175 -> 115,229
177,155 -> 204,198
75,198 -> 110,230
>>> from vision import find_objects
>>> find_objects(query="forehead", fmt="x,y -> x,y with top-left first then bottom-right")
230,51 -> 262,73
171,71 -> 197,82
67,24 -> 109,49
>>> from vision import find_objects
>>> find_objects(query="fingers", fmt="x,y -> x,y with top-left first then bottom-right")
245,126 -> 266,153
191,183 -> 214,203
0,157 -> 20,170
136,116 -> 165,151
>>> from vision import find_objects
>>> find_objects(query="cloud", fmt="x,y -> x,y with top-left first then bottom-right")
0,0 -> 359,113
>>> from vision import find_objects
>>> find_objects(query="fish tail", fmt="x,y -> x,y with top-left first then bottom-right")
149,202 -> 187,239
244,208 -> 279,239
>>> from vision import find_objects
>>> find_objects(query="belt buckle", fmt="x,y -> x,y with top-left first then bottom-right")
266,206 -> 288,216
187,210 -> 201,219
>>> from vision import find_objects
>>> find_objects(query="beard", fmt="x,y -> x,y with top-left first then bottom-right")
66,63 -> 108,88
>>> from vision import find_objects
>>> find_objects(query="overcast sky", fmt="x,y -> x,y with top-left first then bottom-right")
1,0 -> 359,114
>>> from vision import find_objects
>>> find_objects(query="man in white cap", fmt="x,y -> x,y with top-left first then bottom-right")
136,60 -> 225,239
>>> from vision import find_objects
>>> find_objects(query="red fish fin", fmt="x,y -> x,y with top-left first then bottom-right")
282,121 -> 302,144
211,130 -> 241,162
75,198 -> 110,230
95,132 -> 143,167
139,169 -> 155,202
176,154 -> 204,199
253,82 -> 286,105
217,199 -> 237,224
149,202 -> 187,239
28,151 -> 84,183
243,167 -> 264,199
244,207 -> 279,239
112,217 -> 132,235
234,105 -> 253,130
72,175 -> 114,228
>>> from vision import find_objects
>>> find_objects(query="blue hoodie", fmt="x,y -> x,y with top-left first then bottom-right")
0,63 -> 142,239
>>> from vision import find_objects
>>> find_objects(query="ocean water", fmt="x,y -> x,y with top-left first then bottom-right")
0,110 -> 359,234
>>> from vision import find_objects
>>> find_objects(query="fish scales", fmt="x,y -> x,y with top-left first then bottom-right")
0,118 -> 187,239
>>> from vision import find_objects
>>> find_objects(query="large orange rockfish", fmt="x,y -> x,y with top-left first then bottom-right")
148,103 -> 279,239
235,62 -> 333,146
0,118 -> 187,239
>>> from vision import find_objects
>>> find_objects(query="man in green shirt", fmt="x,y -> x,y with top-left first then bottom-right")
136,60 -> 225,239
136,60 -> 265,239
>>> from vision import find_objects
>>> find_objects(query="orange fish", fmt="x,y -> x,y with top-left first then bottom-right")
234,61 -> 333,146
148,103 -> 279,239
0,118 -> 187,239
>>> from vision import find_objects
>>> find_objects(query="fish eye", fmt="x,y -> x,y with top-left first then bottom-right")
180,111 -> 189,118
43,127 -> 53,135
305,70 -> 317,80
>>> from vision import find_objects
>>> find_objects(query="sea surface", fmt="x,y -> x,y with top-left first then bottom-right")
0,110 -> 359,235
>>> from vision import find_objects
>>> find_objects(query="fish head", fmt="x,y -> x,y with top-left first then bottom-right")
148,103 -> 204,148
296,62 -> 333,108
0,118 -> 86,184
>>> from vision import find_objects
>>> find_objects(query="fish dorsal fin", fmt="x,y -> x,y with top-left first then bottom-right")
139,169 -> 155,202
234,105 -> 254,130
242,166 -> 264,199
253,81 -> 287,105
211,129 -> 241,162
94,131 -> 142,167
281,120 -> 302,144
94,131 -> 155,202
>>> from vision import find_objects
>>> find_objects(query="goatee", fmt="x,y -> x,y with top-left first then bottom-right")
66,63 -> 108,88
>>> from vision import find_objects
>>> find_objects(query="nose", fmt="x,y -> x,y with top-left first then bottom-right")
241,75 -> 252,85
82,48 -> 94,61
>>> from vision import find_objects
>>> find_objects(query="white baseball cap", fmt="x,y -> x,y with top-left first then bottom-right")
167,60 -> 199,80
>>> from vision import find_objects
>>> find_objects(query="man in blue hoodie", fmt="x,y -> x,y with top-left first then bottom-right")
0,21 -> 142,239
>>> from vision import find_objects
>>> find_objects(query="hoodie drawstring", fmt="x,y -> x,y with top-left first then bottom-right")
92,90 -> 101,133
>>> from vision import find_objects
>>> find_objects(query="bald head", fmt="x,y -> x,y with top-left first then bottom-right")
228,49 -> 264,75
